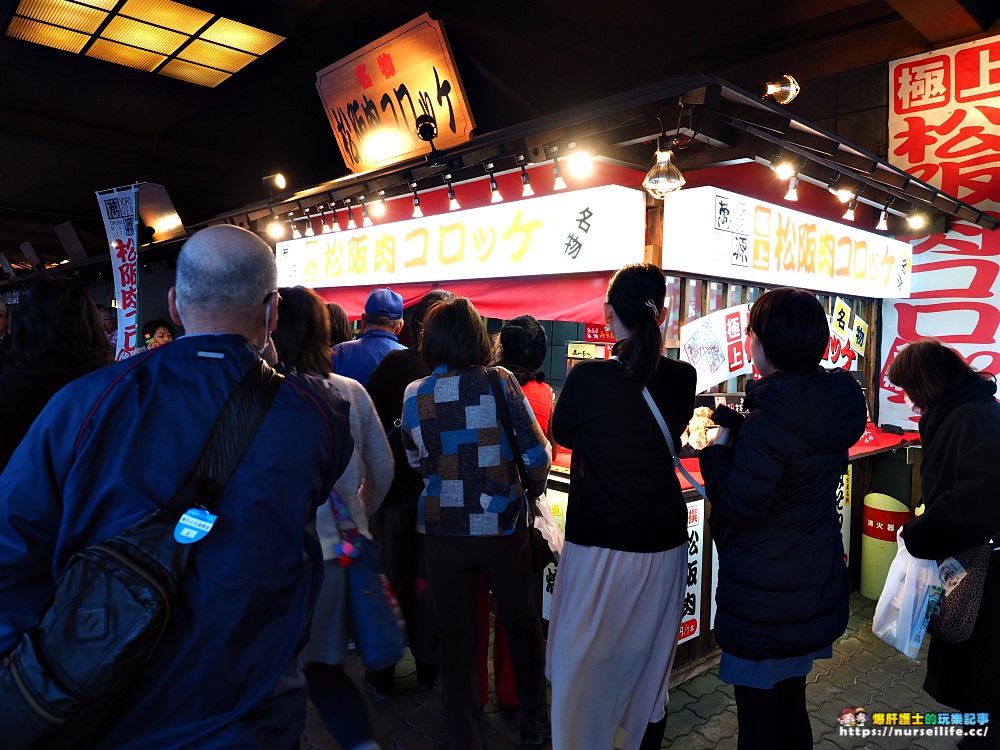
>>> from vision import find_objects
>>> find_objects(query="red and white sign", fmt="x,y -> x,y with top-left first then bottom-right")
662,186 -> 913,299
96,185 -> 139,361
884,36 -> 1000,427
679,304 -> 751,394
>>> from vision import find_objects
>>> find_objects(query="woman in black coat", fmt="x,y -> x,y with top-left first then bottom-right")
699,288 -> 867,750
888,339 -> 999,750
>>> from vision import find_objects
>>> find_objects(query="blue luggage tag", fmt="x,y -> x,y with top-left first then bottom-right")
174,507 -> 217,544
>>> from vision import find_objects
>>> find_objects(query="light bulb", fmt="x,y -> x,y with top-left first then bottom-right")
877,210 -> 889,231
775,162 -> 796,181
520,166 -> 534,197
764,75 -> 800,105
346,210 -> 357,230
266,220 -> 284,240
371,194 -> 386,218
907,212 -> 926,229
552,158 -> 567,190
642,139 -> 686,200
784,175 -> 799,201
835,188 -> 855,203
291,223 -> 302,239
304,218 -> 315,237
448,186 -> 460,210
490,174 -> 502,203
567,151 -> 592,178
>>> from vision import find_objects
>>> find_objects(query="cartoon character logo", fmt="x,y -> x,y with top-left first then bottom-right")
854,708 -> 868,726
839,707 -> 856,726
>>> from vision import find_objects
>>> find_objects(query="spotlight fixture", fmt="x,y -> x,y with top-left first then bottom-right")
415,114 -> 438,143
566,150 -> 593,179
371,191 -> 387,218
843,195 -> 859,221
291,221 -> 302,240
763,75 -> 801,105
488,163 -> 502,204
320,205 -> 332,234
446,174 -> 461,210
519,158 -> 535,197
328,203 -> 341,232
773,154 -> 796,181
906,209 -> 927,230
784,175 -> 799,201
410,182 -> 423,218
834,187 -> 855,204
303,209 -> 315,237
262,173 -> 286,191
552,156 -> 568,191
876,198 -> 893,231
345,199 -> 357,230
359,195 -> 373,227
642,119 -> 686,200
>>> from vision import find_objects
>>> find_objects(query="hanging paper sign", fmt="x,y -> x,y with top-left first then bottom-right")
837,467 -> 853,566
679,304 -> 751,394
315,14 -> 475,173
851,315 -> 869,356
678,499 -> 705,644
662,187 -> 912,298
832,297 -> 851,340
96,184 -> 140,361
276,185 -> 646,288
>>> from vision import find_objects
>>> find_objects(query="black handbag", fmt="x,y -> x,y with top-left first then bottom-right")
487,368 -> 556,572
0,359 -> 282,750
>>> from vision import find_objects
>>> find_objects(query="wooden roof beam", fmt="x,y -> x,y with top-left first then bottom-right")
884,0 -> 988,44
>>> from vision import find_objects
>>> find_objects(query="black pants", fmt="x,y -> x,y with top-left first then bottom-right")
424,521 -> 548,750
733,676 -> 812,750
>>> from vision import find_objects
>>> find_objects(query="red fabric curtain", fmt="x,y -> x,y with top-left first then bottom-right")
312,271 -> 611,323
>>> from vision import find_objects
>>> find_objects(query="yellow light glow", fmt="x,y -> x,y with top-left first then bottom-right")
120,0 -> 211,35
178,38 -> 256,73
87,37 -> 165,71
906,213 -> 927,230
101,15 -> 187,55
16,0 -> 107,34
7,16 -> 89,52
835,188 -> 855,203
370,200 -> 386,218
566,152 -> 592,178
360,128 -> 405,164
267,220 -> 284,240
774,162 -> 795,181
201,17 -> 283,55
159,58 -> 230,87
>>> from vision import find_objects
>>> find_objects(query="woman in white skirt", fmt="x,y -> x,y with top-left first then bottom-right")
548,263 -> 697,750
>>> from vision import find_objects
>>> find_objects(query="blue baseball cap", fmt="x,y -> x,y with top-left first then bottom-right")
364,287 -> 404,320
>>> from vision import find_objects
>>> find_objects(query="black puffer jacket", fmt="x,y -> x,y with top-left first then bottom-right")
699,368 -> 867,659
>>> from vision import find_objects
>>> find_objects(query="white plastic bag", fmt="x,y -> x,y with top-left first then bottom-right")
532,493 -> 564,561
872,532 -> 943,658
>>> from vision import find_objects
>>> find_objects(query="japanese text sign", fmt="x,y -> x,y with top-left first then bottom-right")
679,304 -> 751,393
316,14 -> 475,173
678,499 -> 705,644
276,185 -> 647,288
882,35 -> 1000,427
662,187 -> 912,299
96,184 -> 139,361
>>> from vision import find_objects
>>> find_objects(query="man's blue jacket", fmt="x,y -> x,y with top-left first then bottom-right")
0,334 -> 353,749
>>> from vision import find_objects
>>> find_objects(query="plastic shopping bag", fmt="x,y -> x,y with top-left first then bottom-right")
532,493 -> 565,562
872,532 -> 943,658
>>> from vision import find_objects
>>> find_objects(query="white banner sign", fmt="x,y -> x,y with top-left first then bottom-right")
678,499 -> 706,644
882,35 -> 1000,428
96,185 -> 139,361
679,304 -> 751,393
276,184 -> 647,288
662,187 -> 912,299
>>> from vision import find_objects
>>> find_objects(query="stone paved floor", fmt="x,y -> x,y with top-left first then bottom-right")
300,592 -> 953,750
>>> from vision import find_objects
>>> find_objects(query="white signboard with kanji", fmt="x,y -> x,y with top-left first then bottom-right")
276,185 -> 646,288
679,304 -> 751,393
678,499 -> 705,644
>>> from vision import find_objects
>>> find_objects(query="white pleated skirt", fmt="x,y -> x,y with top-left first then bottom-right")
546,540 -> 687,750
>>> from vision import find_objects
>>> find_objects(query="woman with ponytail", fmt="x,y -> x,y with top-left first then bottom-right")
547,262 -> 697,750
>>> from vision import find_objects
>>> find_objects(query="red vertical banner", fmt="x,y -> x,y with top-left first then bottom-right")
884,37 -> 1000,426
96,185 -> 140,361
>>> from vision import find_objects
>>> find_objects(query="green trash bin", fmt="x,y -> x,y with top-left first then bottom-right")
860,492 -> 911,600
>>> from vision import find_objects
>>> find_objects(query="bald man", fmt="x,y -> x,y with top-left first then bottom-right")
0,226 -> 354,749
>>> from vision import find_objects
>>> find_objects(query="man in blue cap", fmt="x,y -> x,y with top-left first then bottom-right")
331,287 -> 407,386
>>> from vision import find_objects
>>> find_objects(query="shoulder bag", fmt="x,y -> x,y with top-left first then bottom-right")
927,540 -> 995,643
0,359 -> 282,750
487,368 -> 559,571
641,386 -> 708,500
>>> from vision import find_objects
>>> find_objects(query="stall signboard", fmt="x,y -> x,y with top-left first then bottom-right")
96,184 -> 139,361
679,304 -> 751,393
315,14 -> 475,174
276,184 -> 646,287
679,499 -> 705,644
838,466 -> 853,567
662,187 -> 913,299
882,35 -> 1000,427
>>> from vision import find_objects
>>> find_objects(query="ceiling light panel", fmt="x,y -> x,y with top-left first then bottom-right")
87,37 -> 165,71
160,58 -> 230,87
16,0 -> 107,34
7,16 -> 89,52
179,38 -> 255,73
200,17 -> 282,55
120,0 -> 212,34
102,15 -> 187,54
71,0 -> 119,9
